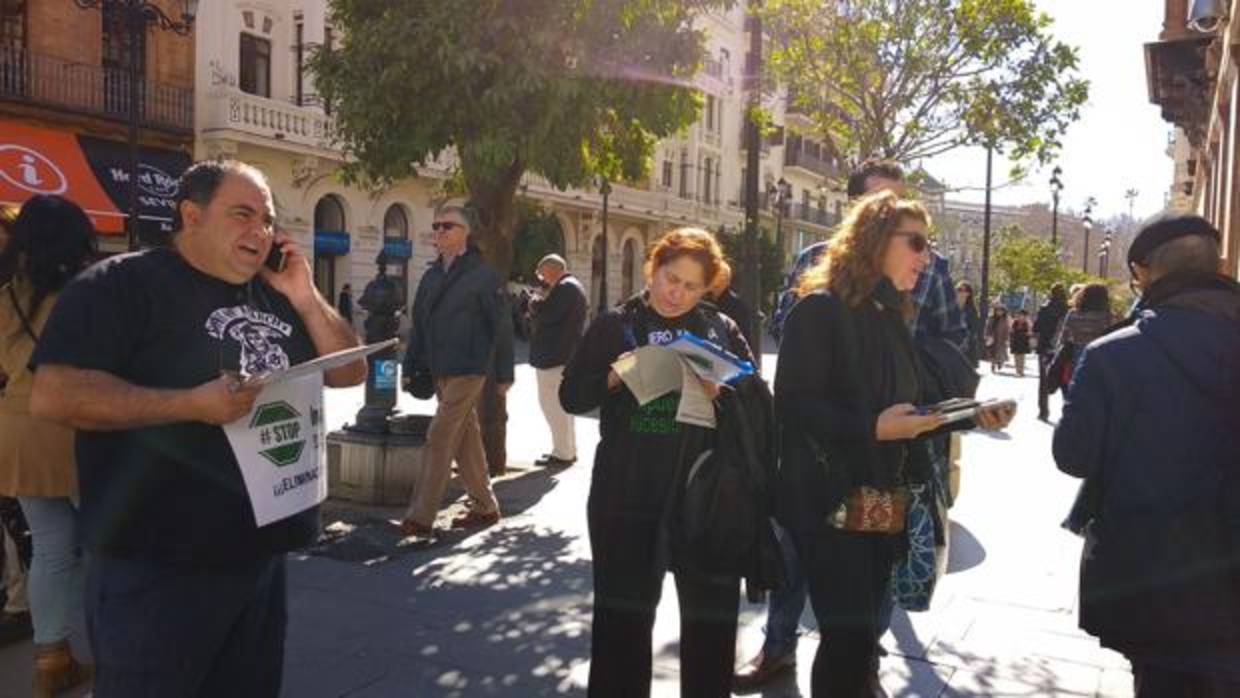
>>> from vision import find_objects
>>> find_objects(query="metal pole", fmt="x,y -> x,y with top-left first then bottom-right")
741,4 -> 763,367
1051,189 -> 1059,248
981,145 -> 994,327
598,181 -> 609,314
127,2 -> 141,251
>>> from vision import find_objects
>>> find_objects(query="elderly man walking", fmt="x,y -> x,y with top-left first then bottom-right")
528,254 -> 587,467
400,204 -> 514,537
1054,215 -> 1240,698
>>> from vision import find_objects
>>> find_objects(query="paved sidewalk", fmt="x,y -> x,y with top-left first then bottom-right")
0,354 -> 1134,697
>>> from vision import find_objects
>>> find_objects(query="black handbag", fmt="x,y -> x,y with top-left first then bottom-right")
407,369 -> 434,400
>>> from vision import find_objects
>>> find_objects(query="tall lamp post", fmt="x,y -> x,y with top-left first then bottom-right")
1098,228 -> 1113,278
768,177 -> 791,265
597,177 -> 612,315
73,0 -> 198,251
1049,166 -> 1063,247
1081,212 -> 1093,274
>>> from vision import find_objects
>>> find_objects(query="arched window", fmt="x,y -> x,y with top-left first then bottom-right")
313,195 -> 348,299
382,204 -> 411,303
621,238 -> 638,300
383,204 -> 408,239
314,195 -> 345,232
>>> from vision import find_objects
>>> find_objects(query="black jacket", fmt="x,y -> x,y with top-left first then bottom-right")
404,248 -> 514,384
1033,298 -> 1067,353
1054,275 -> 1240,673
774,282 -> 934,536
529,274 -> 588,369
559,294 -> 753,528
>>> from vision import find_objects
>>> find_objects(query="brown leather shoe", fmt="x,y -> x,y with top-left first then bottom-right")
397,519 -> 436,538
33,641 -> 93,698
450,509 -> 500,530
732,650 -> 795,691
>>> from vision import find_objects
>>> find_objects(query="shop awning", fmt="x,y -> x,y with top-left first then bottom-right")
382,238 -> 413,259
315,230 -> 351,256
0,119 -> 190,236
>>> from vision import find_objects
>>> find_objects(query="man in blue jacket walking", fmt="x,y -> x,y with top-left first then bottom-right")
1054,215 -> 1240,697
400,203 -> 514,538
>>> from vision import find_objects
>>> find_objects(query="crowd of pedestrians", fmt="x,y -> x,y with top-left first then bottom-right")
0,150 -> 1236,698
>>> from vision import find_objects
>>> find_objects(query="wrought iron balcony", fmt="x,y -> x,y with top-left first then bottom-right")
0,46 -> 192,133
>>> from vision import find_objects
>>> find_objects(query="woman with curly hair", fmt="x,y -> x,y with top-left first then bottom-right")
561,227 -> 755,698
775,191 -> 1011,697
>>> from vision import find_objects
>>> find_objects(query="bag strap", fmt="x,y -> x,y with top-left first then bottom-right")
7,284 -> 39,344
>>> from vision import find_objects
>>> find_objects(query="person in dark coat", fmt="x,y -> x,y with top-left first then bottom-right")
560,227 -> 755,698
337,283 -> 353,325
1033,283 -> 1069,420
1009,309 -> 1032,376
528,254 -> 588,467
775,192 -> 1012,697
955,281 -> 982,366
1054,215 -> 1240,698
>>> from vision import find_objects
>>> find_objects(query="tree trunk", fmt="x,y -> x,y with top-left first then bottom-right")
461,156 -> 524,280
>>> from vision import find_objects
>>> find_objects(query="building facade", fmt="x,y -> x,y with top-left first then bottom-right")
0,0 -> 195,250
1146,0 -> 1240,278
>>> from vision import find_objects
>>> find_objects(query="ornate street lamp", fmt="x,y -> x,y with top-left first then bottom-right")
1098,228 -> 1114,278
596,177 -> 612,315
72,0 -> 198,250
1049,166 -> 1063,247
1082,213 -> 1093,274
768,177 -> 792,265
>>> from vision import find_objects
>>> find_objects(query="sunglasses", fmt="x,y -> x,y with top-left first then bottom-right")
430,221 -> 464,233
892,231 -> 930,254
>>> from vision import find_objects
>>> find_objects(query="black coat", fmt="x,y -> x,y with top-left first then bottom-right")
559,294 -> 753,528
404,248 -> 514,384
1054,275 -> 1240,674
529,274 -> 588,369
774,281 -> 933,537
1033,298 -> 1067,354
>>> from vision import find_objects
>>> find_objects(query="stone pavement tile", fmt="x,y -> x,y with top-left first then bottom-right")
1096,668 -> 1135,698
336,656 -> 583,697
941,664 -> 1098,697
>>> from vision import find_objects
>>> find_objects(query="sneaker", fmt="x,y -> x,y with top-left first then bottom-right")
450,509 -> 500,530
535,455 -> 576,467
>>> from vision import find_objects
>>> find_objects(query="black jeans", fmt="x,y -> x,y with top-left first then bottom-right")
1037,352 -> 1053,417
588,514 -> 739,698
87,553 -> 287,698
1132,660 -> 1240,698
794,526 -> 896,698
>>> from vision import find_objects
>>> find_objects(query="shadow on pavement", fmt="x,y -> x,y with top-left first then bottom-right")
305,465 -> 562,565
946,521 -> 986,574
283,522 -> 593,697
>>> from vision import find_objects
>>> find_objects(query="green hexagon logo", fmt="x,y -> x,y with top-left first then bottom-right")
250,401 -> 305,467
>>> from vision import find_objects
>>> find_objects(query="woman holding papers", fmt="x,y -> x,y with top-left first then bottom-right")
774,191 -> 1012,698
560,228 -> 755,698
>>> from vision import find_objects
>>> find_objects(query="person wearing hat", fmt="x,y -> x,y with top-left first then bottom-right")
1053,215 -> 1240,697
528,253 -> 587,467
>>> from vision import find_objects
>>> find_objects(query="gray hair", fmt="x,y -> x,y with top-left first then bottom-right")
1147,234 -> 1221,278
537,253 -> 567,272
434,203 -> 479,235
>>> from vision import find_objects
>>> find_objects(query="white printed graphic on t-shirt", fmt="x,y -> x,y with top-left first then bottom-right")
205,306 -> 294,376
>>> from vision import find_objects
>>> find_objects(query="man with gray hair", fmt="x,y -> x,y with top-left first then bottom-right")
400,203 -> 513,536
1054,215 -> 1240,697
528,253 -> 587,467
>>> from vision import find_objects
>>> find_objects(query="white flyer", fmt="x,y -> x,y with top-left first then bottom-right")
224,373 -> 326,527
243,338 -> 399,387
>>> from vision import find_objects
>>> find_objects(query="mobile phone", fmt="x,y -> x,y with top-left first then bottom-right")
265,244 -> 286,273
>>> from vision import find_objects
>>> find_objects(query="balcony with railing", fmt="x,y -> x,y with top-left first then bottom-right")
786,202 -> 839,228
201,85 -> 336,152
0,46 -> 193,133
784,144 -> 838,178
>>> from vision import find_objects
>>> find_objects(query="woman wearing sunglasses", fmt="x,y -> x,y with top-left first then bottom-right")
774,190 -> 1010,697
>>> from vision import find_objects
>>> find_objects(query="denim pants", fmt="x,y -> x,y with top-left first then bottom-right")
761,521 -> 807,659
16,496 -> 83,646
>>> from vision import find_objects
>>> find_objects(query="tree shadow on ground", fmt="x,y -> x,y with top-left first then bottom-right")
305,465 -> 561,565
284,522 -> 593,697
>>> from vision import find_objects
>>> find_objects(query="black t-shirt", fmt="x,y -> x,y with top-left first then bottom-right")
30,248 -> 320,566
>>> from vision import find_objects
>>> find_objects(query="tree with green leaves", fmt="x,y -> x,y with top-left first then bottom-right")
760,0 -> 1088,167
718,226 -> 785,315
992,226 -> 1062,296
310,0 -> 725,275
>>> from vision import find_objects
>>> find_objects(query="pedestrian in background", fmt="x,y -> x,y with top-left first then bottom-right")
1009,310 -> 1032,377
985,305 -> 1010,373
528,253 -> 587,468
956,281 -> 982,366
29,162 -> 366,697
337,283 -> 354,326
560,227 -> 755,698
775,191 -> 1013,697
0,196 -> 96,697
1055,284 -> 1113,352
400,203 -> 513,537
1033,283 -> 1070,420
1054,215 -> 1240,697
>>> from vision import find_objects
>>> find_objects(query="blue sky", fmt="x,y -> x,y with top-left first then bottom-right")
924,0 -> 1172,222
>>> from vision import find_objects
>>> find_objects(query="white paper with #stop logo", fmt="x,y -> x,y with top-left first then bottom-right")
223,373 -> 326,527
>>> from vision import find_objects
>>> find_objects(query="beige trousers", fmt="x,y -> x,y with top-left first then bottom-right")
405,375 -> 499,527
535,366 -> 576,460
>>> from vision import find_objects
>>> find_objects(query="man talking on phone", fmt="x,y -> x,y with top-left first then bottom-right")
29,160 -> 366,697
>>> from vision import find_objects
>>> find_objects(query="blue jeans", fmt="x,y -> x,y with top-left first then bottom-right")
761,521 -> 807,659
16,497 -> 83,646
